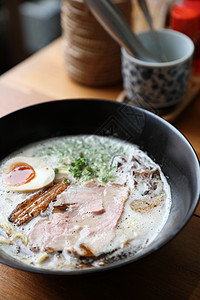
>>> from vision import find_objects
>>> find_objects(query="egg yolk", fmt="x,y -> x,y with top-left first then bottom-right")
5,162 -> 36,186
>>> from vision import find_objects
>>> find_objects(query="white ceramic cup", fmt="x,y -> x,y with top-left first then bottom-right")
121,29 -> 194,114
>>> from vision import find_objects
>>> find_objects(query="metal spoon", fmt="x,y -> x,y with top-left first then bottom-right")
138,0 -> 168,62
84,0 -> 162,62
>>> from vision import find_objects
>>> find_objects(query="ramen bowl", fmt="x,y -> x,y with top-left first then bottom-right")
0,99 -> 199,275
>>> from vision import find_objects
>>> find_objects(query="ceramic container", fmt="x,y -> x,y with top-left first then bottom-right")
0,99 -> 199,275
121,29 -> 194,113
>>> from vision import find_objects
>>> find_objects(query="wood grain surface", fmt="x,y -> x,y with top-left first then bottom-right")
0,38 -> 200,300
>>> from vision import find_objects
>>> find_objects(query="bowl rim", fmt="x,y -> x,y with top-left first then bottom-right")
0,98 -> 199,275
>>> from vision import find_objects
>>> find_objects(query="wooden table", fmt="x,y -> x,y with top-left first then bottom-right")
0,38 -> 200,300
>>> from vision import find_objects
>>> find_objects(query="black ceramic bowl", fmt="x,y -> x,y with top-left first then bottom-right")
0,99 -> 199,275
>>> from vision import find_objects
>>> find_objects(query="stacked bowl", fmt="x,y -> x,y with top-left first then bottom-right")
61,0 -> 132,86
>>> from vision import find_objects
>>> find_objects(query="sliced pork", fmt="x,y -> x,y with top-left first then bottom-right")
28,183 -> 130,257
54,184 -> 105,215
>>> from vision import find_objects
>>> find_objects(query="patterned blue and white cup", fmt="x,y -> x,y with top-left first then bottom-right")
121,29 -> 194,114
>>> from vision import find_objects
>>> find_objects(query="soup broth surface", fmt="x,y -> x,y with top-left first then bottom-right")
0,135 -> 171,270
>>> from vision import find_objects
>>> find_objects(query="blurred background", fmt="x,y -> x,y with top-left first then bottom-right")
0,0 -> 171,75
1,0 -> 199,77
0,0 -> 61,75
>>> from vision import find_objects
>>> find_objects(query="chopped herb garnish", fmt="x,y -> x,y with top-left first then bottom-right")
64,178 -> 71,184
69,156 -> 88,178
33,135 -> 127,183
54,168 -> 59,174
101,176 -> 108,182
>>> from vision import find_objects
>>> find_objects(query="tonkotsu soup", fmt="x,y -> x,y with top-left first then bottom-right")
0,135 -> 171,270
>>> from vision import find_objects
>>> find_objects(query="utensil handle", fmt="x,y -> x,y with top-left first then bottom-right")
84,0 -> 159,62
137,0 -> 168,62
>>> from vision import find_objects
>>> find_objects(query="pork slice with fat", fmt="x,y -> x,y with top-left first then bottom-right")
76,184 -> 130,256
28,183 -> 130,257
54,184 -> 105,214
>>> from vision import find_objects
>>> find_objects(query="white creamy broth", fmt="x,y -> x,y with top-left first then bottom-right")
0,135 -> 171,270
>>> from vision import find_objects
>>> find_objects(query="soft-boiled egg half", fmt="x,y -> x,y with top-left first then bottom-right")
2,156 -> 55,192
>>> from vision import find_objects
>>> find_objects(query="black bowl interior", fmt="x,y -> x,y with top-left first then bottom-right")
0,99 -> 199,275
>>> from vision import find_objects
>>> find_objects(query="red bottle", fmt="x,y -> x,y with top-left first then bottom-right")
171,1 -> 200,75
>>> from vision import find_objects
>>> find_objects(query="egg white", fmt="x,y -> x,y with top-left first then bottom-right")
2,156 -> 55,192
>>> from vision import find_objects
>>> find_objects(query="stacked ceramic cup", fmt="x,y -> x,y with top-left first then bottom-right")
61,0 -> 132,86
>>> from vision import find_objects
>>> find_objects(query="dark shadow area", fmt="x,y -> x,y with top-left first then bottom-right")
0,0 -> 61,75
